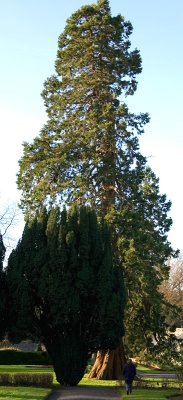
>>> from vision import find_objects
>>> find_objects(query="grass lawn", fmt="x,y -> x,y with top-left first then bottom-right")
80,374 -> 117,386
137,364 -> 174,374
0,386 -> 52,400
0,365 -> 53,373
119,388 -> 181,399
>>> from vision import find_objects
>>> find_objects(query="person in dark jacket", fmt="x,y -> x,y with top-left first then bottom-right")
122,359 -> 136,395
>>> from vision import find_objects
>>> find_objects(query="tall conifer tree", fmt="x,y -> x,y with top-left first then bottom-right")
18,0 -> 147,216
17,0 -> 176,377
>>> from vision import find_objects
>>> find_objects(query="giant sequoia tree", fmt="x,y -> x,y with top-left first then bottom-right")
7,205 -> 125,385
18,0 -> 147,215
17,0 -> 175,378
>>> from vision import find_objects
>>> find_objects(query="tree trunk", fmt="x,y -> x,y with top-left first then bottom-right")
89,339 -> 126,380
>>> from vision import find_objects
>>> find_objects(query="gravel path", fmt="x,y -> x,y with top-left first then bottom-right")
47,385 -> 121,400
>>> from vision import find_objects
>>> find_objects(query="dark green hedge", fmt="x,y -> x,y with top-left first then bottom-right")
0,372 -> 53,387
0,351 -> 51,365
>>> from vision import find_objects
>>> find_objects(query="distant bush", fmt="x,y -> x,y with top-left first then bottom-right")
0,350 -> 51,365
13,373 -> 53,387
0,372 -> 53,387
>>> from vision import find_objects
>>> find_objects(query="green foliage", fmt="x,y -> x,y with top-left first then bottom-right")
138,334 -> 180,369
0,350 -> 51,365
7,205 -> 125,385
17,0 -> 146,215
0,272 -> 8,341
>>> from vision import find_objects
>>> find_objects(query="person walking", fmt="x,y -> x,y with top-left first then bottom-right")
122,359 -> 136,395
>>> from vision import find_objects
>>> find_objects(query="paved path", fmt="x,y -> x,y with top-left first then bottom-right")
47,385 -> 121,400
137,372 -> 177,379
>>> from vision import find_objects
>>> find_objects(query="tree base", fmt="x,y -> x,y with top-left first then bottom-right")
89,341 -> 126,380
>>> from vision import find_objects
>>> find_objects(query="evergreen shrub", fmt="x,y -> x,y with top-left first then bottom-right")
0,373 -> 10,385
0,350 -> 51,365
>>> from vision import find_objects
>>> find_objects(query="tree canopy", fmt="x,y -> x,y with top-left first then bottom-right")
7,205 -> 125,385
17,0 -> 148,217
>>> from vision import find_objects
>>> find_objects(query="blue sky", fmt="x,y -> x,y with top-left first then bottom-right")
0,0 -> 183,254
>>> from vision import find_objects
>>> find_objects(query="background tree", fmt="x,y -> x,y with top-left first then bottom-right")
160,257 -> 183,328
17,0 -> 176,377
0,234 -> 8,340
0,235 -> 5,270
0,201 -> 21,263
6,205 -> 125,385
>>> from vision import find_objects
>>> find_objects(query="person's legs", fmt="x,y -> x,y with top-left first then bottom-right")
125,380 -> 128,394
125,380 -> 132,394
129,381 -> 132,393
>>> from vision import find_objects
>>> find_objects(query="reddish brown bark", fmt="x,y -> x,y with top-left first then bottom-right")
89,339 -> 126,380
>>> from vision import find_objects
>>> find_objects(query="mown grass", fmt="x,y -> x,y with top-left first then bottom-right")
80,374 -> 117,386
119,387 -> 180,399
137,364 -> 174,374
0,386 -> 52,400
0,365 -> 53,373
